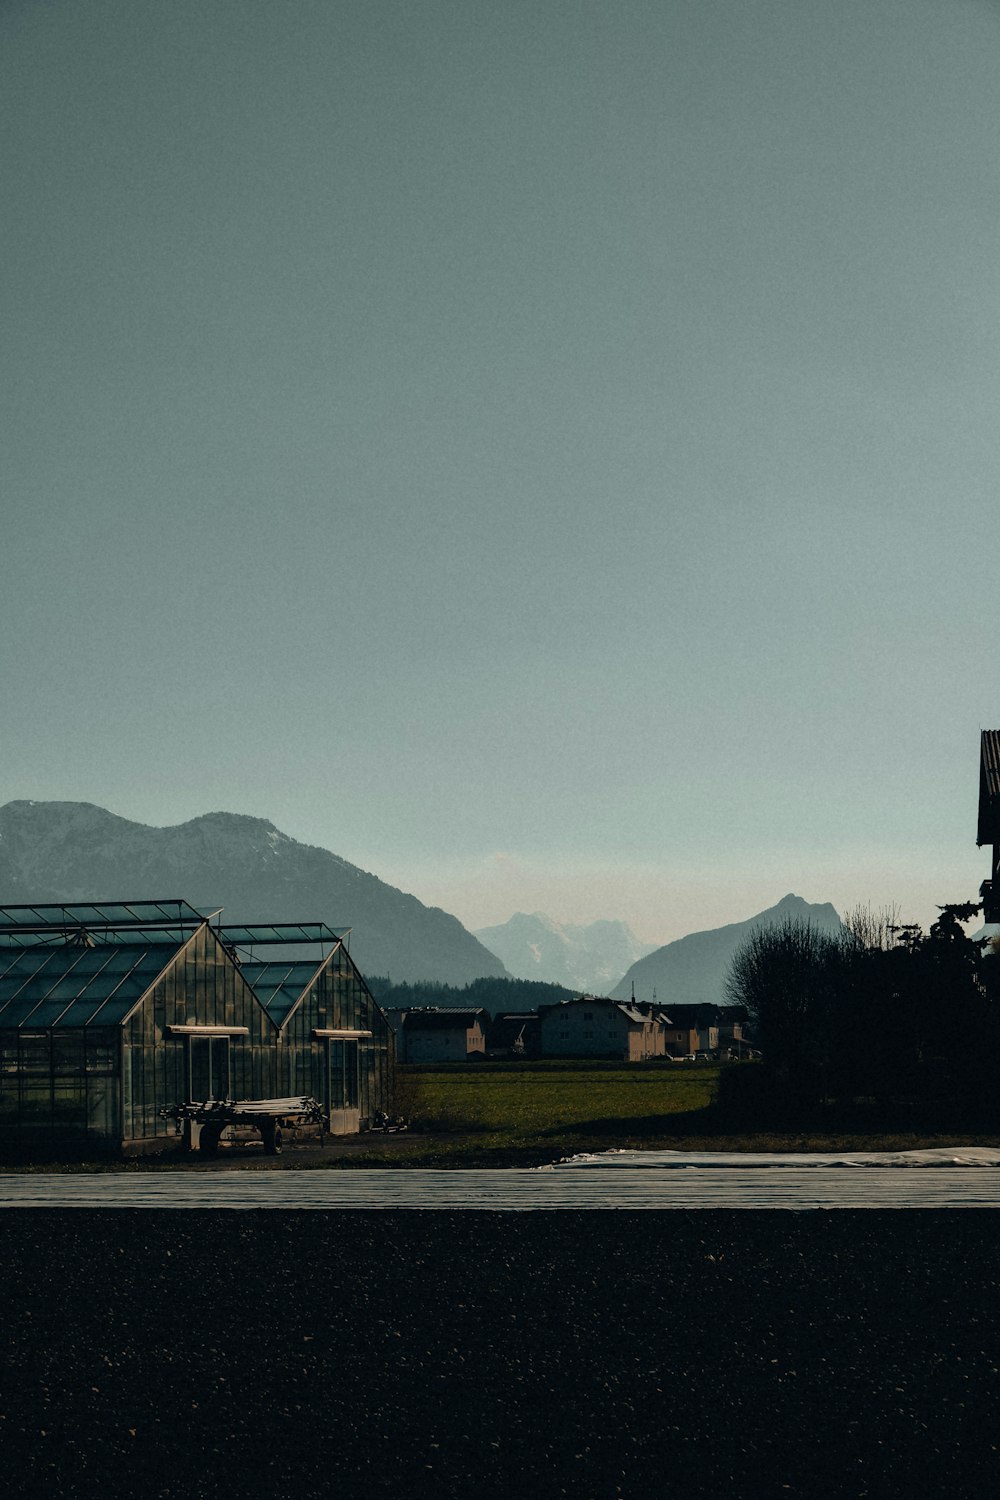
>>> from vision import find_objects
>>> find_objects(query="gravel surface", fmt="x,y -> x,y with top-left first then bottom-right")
2,1210 -> 999,1499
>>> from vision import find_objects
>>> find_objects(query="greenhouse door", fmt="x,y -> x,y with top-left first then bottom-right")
327,1039 -> 360,1135
188,1036 -> 231,1103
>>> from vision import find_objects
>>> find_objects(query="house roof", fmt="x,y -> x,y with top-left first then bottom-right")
662,1004 -> 722,1024
403,1008 -> 487,1031
542,995 -> 617,1011
0,938 -> 187,1029
979,731 -> 1000,845
616,1005 -> 652,1024
540,997 -> 655,1027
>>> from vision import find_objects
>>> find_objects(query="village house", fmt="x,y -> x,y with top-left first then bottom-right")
662,1003 -> 722,1053
487,1011 -> 541,1059
393,1007 -> 488,1063
538,995 -> 668,1062
660,1017 -> 701,1058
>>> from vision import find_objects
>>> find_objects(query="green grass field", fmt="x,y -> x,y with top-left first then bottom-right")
404,1057 -> 719,1136
343,1058 -> 1000,1167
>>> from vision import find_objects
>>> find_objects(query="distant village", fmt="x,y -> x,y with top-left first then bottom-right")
385,997 -> 754,1064
7,725 -> 1000,1160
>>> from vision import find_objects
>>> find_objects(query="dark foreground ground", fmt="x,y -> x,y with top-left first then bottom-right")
2,1211 -> 999,1499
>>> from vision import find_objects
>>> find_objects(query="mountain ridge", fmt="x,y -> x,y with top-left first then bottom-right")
0,800 -> 507,986
610,893 -> 844,1005
474,910 -> 654,995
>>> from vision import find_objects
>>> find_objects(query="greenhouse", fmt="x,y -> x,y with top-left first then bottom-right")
219,922 -> 393,1137
0,900 -> 394,1156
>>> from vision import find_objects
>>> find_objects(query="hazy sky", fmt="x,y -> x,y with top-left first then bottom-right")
3,0 -> 1000,944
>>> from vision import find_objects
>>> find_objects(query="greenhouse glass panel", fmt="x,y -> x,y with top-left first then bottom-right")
122,1047 -> 134,1135
87,1077 -> 115,1136
25,987 -> 92,1027
19,1081 -> 51,1124
83,948 -> 178,1027
0,1035 -> 16,1075
50,949 -> 119,980
85,1034 -> 117,1073
56,996 -> 117,1029
0,993 -> 51,1029
81,949 -> 136,977
51,1035 -> 84,1074
240,961 -> 320,1026
18,1034 -> 51,1074
0,948 -> 64,998
52,1078 -> 86,1126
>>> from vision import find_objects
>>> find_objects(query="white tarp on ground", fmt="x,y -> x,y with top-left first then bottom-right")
545,1148 -> 1000,1169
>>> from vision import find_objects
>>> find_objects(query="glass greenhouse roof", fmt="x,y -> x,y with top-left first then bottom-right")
0,899 -> 207,930
240,960 -> 326,1025
218,923 -> 344,948
0,940 -> 184,1029
2,925 -> 200,950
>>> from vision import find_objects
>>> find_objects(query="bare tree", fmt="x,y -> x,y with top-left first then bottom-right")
841,904 -> 900,953
726,917 -> 843,1081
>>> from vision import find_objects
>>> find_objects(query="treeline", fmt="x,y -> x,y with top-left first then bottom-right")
366,974 -> 577,1014
720,903 -> 1000,1129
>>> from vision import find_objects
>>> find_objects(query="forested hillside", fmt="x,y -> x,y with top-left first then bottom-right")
367,974 -> 577,1014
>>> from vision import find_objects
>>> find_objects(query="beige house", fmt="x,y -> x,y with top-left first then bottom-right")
395,1007 -> 488,1063
660,1020 -> 700,1057
539,996 -> 668,1062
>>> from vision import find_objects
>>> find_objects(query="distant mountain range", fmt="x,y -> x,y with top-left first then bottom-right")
610,893 -> 844,1005
475,912 -> 654,995
0,804 -> 845,1005
0,801 -> 508,987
